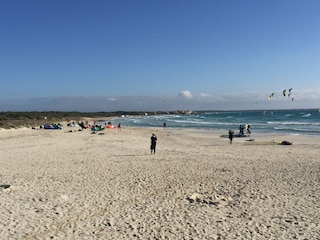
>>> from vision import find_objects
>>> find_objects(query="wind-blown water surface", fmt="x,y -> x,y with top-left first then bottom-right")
98,109 -> 320,136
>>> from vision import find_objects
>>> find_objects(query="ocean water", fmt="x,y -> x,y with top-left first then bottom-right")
101,109 -> 320,136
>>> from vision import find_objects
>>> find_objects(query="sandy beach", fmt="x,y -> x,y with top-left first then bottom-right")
0,124 -> 319,239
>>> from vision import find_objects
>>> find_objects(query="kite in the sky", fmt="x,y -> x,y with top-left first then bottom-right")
269,92 -> 275,100
268,88 -> 295,102
163,97 -> 167,103
288,88 -> 293,98
282,89 -> 286,97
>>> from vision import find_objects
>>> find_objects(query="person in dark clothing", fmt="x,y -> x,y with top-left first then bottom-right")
239,125 -> 244,136
246,123 -> 251,134
79,121 -> 86,130
228,129 -> 234,144
150,133 -> 157,154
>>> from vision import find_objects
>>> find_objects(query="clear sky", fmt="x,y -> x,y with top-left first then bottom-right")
1,0 -> 319,111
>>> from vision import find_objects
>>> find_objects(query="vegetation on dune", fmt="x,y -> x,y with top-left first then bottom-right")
0,111 -> 185,129
0,111 -> 136,129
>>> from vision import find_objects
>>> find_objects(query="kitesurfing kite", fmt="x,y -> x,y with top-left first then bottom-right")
163,97 -> 167,103
288,88 -> 293,98
282,89 -> 286,97
269,88 -> 294,101
268,92 -> 275,100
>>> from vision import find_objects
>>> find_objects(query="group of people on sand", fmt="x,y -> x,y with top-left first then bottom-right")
238,123 -> 251,136
90,122 -> 121,131
229,123 -> 251,144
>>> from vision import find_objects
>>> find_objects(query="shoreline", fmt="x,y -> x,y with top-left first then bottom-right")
1,124 -> 319,148
1,109 -> 319,137
1,124 -> 320,144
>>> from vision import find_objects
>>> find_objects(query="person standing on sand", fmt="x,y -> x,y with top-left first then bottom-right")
150,133 -> 157,154
246,123 -> 251,134
228,129 -> 234,144
239,125 -> 244,136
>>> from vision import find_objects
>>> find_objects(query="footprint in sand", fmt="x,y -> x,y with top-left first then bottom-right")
186,192 -> 232,206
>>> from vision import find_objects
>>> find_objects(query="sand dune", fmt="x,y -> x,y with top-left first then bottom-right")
0,125 -> 319,239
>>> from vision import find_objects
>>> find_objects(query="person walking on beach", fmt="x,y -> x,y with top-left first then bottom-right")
246,123 -> 251,134
117,123 -> 121,131
228,129 -> 234,144
150,133 -> 157,154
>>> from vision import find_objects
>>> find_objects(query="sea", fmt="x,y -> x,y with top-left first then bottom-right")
98,109 -> 320,136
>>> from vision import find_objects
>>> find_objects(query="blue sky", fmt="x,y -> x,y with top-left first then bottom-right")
1,0 -> 319,111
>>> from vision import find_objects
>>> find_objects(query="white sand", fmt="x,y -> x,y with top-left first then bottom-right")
0,125 -> 319,239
